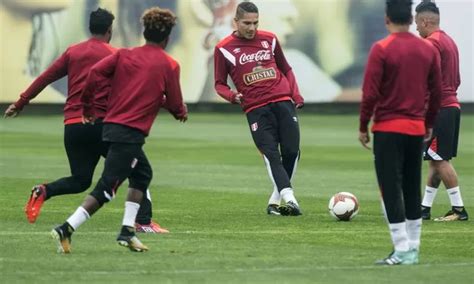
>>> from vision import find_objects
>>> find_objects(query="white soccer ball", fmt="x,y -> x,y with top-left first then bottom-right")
328,192 -> 359,221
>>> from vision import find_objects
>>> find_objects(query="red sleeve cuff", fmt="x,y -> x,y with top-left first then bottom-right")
14,97 -> 29,110
359,121 -> 369,132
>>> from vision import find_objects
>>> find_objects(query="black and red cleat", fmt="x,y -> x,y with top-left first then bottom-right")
25,184 -> 47,223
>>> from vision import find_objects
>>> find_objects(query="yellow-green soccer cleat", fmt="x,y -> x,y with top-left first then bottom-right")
117,234 -> 149,252
51,226 -> 72,254
434,208 -> 469,222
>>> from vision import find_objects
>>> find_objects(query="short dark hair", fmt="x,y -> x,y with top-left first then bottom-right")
236,1 -> 258,19
142,7 -> 177,43
89,8 -> 115,35
415,0 -> 439,15
386,0 -> 413,25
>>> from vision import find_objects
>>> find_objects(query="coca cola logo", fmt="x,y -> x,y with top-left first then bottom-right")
239,50 -> 271,65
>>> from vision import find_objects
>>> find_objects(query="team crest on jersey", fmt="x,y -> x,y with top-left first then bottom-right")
243,66 -> 277,86
261,40 -> 269,48
251,122 -> 258,132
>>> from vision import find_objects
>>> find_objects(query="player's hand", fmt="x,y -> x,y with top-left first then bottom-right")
295,103 -> 304,109
82,115 -> 96,125
358,131 -> 371,150
424,128 -> 433,142
178,114 -> 188,123
234,93 -> 243,104
4,104 -> 20,118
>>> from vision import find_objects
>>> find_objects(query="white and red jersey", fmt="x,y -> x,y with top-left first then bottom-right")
214,30 -> 303,112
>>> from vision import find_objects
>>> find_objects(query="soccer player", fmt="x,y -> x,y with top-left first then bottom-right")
3,8 -> 167,233
415,1 -> 468,222
51,7 -> 187,253
359,0 -> 442,265
214,1 -> 304,216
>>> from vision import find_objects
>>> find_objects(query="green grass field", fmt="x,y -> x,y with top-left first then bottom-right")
0,113 -> 473,283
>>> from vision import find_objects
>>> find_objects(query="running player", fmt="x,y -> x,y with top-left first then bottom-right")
51,7 -> 187,253
4,8 -> 167,233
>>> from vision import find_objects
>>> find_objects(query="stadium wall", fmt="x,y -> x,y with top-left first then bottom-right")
2,103 -> 474,116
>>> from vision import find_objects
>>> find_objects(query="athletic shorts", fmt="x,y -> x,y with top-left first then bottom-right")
424,107 -> 460,161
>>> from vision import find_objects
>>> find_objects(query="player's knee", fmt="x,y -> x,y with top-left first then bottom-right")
90,176 -> 121,206
129,168 -> 152,192
75,175 -> 93,191
282,149 -> 299,161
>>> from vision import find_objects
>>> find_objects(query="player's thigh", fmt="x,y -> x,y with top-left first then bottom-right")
64,124 -> 101,178
275,101 -> 300,151
129,149 -> 152,191
102,142 -> 142,182
246,106 -> 279,153
434,107 -> 459,159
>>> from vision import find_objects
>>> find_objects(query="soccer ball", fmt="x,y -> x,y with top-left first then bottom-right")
328,192 -> 359,221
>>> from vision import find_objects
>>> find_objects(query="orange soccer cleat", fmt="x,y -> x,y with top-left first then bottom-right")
25,184 -> 47,223
135,220 -> 169,234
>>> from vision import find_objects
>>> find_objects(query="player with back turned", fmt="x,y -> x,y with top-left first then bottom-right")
359,0 -> 442,265
51,7 -> 187,253
3,8 -> 167,233
214,1 -> 304,216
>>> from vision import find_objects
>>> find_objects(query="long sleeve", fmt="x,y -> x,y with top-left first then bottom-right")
163,63 -> 187,119
425,49 -> 442,128
273,37 -> 303,105
359,44 -> 384,132
81,52 -> 118,117
14,51 -> 69,109
214,46 -> 236,103
285,69 -> 303,105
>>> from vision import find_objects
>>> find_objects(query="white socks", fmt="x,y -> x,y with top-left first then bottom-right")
388,222 -> 409,252
421,186 -> 438,207
122,201 -> 140,228
280,188 -> 298,205
268,187 -> 281,205
406,219 -> 422,250
447,186 -> 464,207
66,206 -> 90,230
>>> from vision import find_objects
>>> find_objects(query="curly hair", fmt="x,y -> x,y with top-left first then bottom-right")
142,7 -> 177,43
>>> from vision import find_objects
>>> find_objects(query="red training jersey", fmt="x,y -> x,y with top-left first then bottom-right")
82,44 -> 186,136
426,30 -> 460,108
214,30 -> 303,112
14,38 -> 116,121
359,32 -> 442,133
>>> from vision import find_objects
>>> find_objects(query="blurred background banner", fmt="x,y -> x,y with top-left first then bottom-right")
1,0 -> 472,104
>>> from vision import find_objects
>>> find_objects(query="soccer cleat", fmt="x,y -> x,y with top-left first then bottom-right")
434,207 -> 469,221
135,220 -> 169,234
421,206 -> 431,220
375,249 -> 419,265
117,234 -> 149,252
51,226 -> 72,254
267,204 -> 281,215
278,201 -> 302,216
25,184 -> 47,223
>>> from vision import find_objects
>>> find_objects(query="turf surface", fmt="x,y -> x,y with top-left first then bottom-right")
0,113 -> 473,283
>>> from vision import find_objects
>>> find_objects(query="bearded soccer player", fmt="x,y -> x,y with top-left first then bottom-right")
359,0 -> 441,265
51,7 -> 187,253
3,8 -> 167,233
214,1 -> 304,216
415,0 -> 468,222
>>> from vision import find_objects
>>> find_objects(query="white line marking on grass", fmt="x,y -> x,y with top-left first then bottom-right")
5,262 -> 474,276
0,230 -> 473,236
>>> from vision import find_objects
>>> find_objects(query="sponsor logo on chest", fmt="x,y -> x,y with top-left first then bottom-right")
239,50 -> 271,65
243,64 -> 277,85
